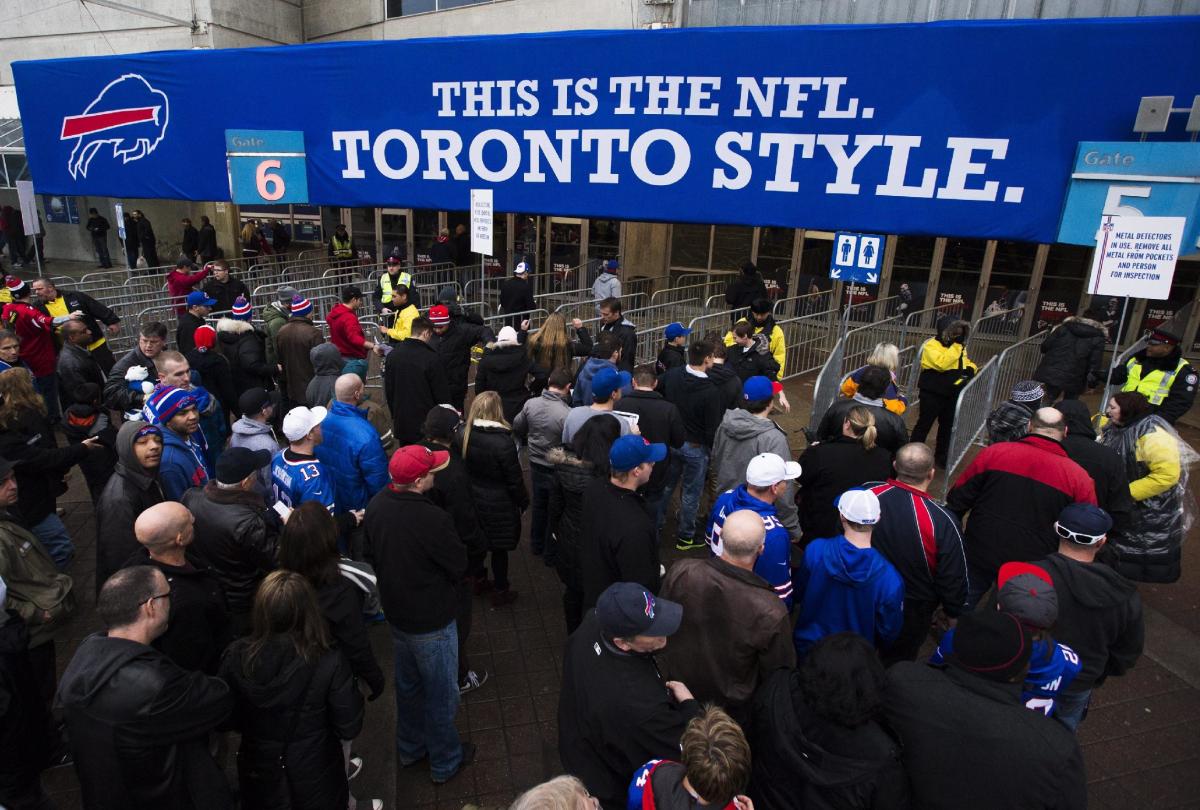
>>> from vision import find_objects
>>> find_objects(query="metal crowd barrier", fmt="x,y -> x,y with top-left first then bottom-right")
842,295 -> 900,331
483,307 -> 550,333
967,306 -> 1026,367
773,289 -> 834,318
778,307 -> 842,380
940,329 -> 1049,496
808,337 -> 847,432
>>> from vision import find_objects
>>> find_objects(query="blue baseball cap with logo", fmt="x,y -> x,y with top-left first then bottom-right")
743,375 -> 783,401
186,290 -> 218,308
591,366 -> 632,400
609,434 -> 667,472
664,322 -> 692,340
596,582 -> 682,638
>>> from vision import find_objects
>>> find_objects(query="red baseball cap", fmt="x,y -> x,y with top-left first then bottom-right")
388,444 -> 449,485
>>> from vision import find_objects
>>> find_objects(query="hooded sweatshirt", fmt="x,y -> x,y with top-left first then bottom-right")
326,302 -> 367,359
705,485 -> 794,608
159,426 -> 212,502
572,356 -> 619,406
305,343 -> 344,408
592,269 -> 622,304
95,421 -> 165,592
711,408 -> 799,537
793,536 -> 904,656
229,416 -> 280,498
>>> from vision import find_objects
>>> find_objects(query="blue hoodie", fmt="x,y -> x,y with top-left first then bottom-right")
931,631 -> 1082,717
705,485 -> 794,608
793,535 -> 904,656
159,427 -> 212,502
572,356 -> 618,406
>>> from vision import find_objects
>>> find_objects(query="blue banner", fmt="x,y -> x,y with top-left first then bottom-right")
12,17 -> 1200,242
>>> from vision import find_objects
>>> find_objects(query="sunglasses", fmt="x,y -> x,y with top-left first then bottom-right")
1054,521 -> 1105,546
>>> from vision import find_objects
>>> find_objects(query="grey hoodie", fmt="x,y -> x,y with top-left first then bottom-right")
711,408 -> 799,538
513,389 -> 571,467
229,416 -> 280,498
592,271 -> 622,311
305,343 -> 344,407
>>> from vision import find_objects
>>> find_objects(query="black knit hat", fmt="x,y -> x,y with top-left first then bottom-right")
948,611 -> 1032,683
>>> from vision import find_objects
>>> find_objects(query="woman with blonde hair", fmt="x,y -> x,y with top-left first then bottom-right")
840,341 -> 908,414
524,311 -> 592,393
462,391 -> 529,607
240,220 -> 260,259
797,405 -> 893,543
219,570 -> 380,810
0,367 -> 99,568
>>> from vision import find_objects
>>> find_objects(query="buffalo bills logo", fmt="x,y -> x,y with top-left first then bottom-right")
60,74 -> 169,179
643,592 -> 655,619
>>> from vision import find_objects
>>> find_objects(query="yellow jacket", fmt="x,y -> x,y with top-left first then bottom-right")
1129,424 -> 1181,502
384,304 -> 420,342
920,339 -> 977,374
724,319 -> 786,380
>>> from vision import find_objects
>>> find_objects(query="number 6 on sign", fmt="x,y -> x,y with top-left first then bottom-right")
225,129 -> 309,205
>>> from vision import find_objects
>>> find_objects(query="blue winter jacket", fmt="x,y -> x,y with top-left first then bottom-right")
704,485 -> 794,608
572,357 -> 619,406
315,400 -> 389,513
793,535 -> 904,656
159,427 -> 212,502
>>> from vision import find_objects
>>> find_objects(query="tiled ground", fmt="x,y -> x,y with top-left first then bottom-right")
37,378 -> 1200,809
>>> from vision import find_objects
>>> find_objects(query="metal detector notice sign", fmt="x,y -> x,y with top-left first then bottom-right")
1087,214 -> 1185,300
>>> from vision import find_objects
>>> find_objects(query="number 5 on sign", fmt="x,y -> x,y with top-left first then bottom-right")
226,129 -> 309,205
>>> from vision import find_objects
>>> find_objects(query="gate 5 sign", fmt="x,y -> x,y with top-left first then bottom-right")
226,130 -> 309,205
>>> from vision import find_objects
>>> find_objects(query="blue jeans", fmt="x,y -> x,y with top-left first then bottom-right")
529,463 -> 554,557
391,620 -> 463,781
1054,688 -> 1091,732
32,512 -> 74,571
964,562 -> 994,612
33,374 -> 59,421
663,442 -> 709,540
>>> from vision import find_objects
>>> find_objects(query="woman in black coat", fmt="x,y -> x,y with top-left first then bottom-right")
217,315 -> 274,397
473,327 -> 532,423
1033,312 -> 1106,401
546,414 -> 622,633
185,325 -> 239,426
220,571 -> 377,810
461,391 -> 529,608
749,633 -> 908,810
797,406 -> 893,544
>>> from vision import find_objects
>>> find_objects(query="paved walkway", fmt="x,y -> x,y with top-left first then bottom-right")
39,381 -> 1200,809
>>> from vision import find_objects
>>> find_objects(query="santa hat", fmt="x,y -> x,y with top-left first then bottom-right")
5,277 -> 26,295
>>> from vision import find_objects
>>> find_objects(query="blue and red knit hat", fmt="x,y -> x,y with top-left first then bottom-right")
230,296 -> 253,321
290,295 -> 313,317
141,385 -> 198,425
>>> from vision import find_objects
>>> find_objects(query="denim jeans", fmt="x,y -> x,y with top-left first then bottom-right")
1054,688 -> 1091,732
663,442 -> 709,540
964,562 -> 995,612
529,463 -> 555,557
391,620 -> 463,781
33,374 -> 59,422
32,513 -> 74,571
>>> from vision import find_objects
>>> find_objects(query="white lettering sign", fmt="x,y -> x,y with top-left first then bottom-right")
1087,215 -> 1185,300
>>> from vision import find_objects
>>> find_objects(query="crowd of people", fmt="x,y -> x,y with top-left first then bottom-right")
0,258 -> 1190,810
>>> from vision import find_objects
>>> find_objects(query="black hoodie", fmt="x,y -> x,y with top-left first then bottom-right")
1035,553 -> 1144,693
1034,316 -> 1105,393
1053,400 -> 1134,537
56,633 -> 233,810
0,610 -> 52,800
95,421 -> 165,594
474,343 -> 532,422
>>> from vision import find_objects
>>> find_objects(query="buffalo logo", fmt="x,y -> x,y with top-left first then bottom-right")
60,74 -> 169,179
643,592 -> 655,619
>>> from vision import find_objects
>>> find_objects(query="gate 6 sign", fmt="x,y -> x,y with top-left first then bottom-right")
226,129 -> 309,205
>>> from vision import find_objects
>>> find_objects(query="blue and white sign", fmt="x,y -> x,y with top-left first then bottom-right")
1058,142 -> 1200,257
12,18 -> 1200,242
226,129 -> 309,205
830,231 -> 883,283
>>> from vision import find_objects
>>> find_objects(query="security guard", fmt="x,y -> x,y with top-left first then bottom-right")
327,222 -> 355,267
1111,325 -> 1197,425
375,254 -> 421,325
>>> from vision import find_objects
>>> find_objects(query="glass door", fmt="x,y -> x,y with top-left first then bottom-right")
380,209 -> 409,263
545,217 -> 583,288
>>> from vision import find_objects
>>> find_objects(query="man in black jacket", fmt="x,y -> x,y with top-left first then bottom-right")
885,610 -> 1086,810
201,260 -> 248,315
56,319 -> 106,405
1053,400 -> 1134,538
1035,503 -> 1144,732
498,262 -> 535,328
559,581 -> 700,810
127,501 -> 230,675
182,447 -> 282,634
818,365 -> 909,455
133,209 -> 159,267
598,296 -> 637,373
580,435 -> 667,610
176,290 -> 215,356
385,316 -> 451,445
428,303 -> 493,412
865,442 -> 969,663
196,216 -> 219,263
619,364 -> 686,530
724,262 -> 767,324
96,421 -> 164,593
365,444 -> 475,784
658,340 -> 725,550
32,277 -> 122,373
104,321 -> 166,417
56,565 -> 234,810
86,207 -> 113,268
180,218 -> 199,260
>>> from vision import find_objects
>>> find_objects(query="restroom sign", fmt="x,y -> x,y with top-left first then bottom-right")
830,231 -> 883,284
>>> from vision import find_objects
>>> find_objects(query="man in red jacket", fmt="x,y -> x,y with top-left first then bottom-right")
2,276 -> 81,419
165,258 -> 211,314
947,407 -> 1097,609
326,284 -> 380,381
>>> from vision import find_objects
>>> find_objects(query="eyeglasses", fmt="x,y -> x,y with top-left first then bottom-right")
146,591 -> 171,604
1054,522 -> 1105,546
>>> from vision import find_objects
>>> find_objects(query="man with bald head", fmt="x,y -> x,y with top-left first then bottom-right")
948,407 -> 1097,609
866,442 -> 968,663
124,501 -> 230,673
661,509 -> 795,723
315,373 -> 389,556
56,317 -> 106,401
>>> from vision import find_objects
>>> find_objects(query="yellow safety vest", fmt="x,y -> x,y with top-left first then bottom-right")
379,270 -> 412,305
1123,357 -> 1189,405
331,234 -> 353,259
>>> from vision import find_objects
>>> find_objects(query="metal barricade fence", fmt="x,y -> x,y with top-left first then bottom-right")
843,295 -> 900,330
674,269 -> 737,294
840,315 -> 907,382
940,329 -> 1049,496
808,337 -> 847,431
483,307 -> 550,334
967,307 -> 1025,367
773,289 -> 835,318
686,310 -> 739,344
778,307 -> 842,380
549,292 -> 650,323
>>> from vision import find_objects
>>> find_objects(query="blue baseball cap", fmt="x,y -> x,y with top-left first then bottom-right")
591,366 -> 632,400
742,375 -> 783,401
596,582 -> 682,638
186,290 -> 218,308
609,435 -> 667,472
664,322 -> 692,341
1055,503 -> 1112,544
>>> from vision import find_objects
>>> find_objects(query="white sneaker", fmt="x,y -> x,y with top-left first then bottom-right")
459,670 -> 490,694
347,756 -> 363,780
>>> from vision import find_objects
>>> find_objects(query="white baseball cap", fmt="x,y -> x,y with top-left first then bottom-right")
282,406 -> 327,442
746,453 -> 801,487
838,489 -> 881,525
